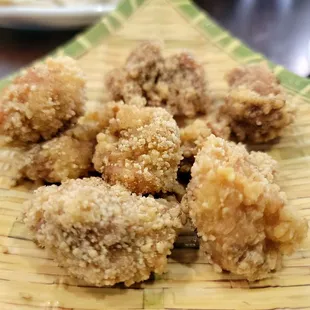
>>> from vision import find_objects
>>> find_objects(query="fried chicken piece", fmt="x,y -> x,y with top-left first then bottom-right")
223,64 -> 294,143
23,177 -> 181,286
105,41 -> 208,117
22,101 -> 127,183
78,100 -> 127,137
0,57 -> 86,143
180,113 -> 231,159
178,111 -> 231,223
180,119 -> 212,162
93,104 -> 182,194
178,114 -> 230,222
182,135 -> 308,280
178,110 -> 231,175
125,40 -> 163,84
105,41 -> 163,103
105,68 -> 143,103
22,128 -> 94,183
151,52 -> 208,117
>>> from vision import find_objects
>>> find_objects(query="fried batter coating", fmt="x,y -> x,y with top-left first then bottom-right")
180,119 -> 211,161
105,68 -> 143,103
223,64 -> 294,143
93,105 -> 182,194
0,57 -> 86,143
204,106 -> 231,141
151,52 -> 208,117
226,64 -> 282,96
105,41 -> 163,103
105,41 -> 208,117
22,101 -> 128,183
183,135 -> 308,280
78,100 -> 127,139
125,40 -> 163,84
23,129 -> 94,183
23,177 -> 181,286
248,151 -> 277,182
179,111 -> 231,175
180,113 -> 231,159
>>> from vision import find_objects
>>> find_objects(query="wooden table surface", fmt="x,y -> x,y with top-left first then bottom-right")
1,0 -> 310,79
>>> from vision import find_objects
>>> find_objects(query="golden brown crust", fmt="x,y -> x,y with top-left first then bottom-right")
180,119 -> 212,160
76,100 -> 127,140
223,64 -> 294,143
182,135 -> 308,280
178,109 -> 231,175
23,177 -> 181,286
248,150 -> 277,182
21,101 -> 132,184
20,100 -> 123,184
105,41 -> 208,117
23,133 -> 94,183
0,57 -> 86,143
92,105 -> 182,194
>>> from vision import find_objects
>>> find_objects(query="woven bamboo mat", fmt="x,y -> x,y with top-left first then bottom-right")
0,0 -> 310,309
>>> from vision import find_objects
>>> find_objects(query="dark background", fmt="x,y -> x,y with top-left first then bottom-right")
1,0 -> 310,78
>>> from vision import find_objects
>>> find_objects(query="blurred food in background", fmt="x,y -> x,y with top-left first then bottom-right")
0,0 -> 117,29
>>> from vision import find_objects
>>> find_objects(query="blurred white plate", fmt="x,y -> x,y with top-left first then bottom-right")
0,3 -> 117,29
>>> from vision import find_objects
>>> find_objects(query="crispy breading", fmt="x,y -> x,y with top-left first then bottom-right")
248,151 -> 277,182
178,110 -> 231,175
151,52 -> 208,117
105,41 -> 208,117
180,119 -> 212,160
223,64 -> 294,143
23,177 -> 181,286
23,133 -> 94,183
0,57 -> 86,143
22,101 -> 129,183
182,135 -> 308,280
226,64 -> 282,96
105,41 -> 163,104
92,105 -> 182,194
